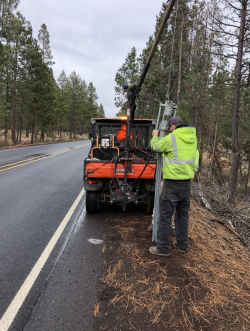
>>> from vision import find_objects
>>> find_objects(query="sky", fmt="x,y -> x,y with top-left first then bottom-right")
17,0 -> 166,118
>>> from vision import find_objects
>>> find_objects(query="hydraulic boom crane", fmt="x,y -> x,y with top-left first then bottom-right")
123,0 -> 178,233
84,0 -> 178,215
123,0 -> 177,121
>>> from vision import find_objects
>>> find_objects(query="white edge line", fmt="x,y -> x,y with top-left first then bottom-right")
0,187 -> 85,331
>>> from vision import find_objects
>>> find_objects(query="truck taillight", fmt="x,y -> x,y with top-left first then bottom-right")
88,180 -> 98,185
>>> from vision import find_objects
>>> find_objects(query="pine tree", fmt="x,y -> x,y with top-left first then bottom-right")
56,70 -> 70,138
0,0 -> 104,143
25,38 -> 55,143
209,0 -> 250,202
97,103 -> 105,118
1,9 -> 33,144
0,0 -> 20,33
0,0 -> 20,141
38,23 -> 54,65
114,47 -> 139,115
68,71 -> 88,138
136,36 -> 162,119
87,82 -> 98,116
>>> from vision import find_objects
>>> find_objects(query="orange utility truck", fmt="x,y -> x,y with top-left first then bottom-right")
84,117 -> 156,213
83,0 -> 177,214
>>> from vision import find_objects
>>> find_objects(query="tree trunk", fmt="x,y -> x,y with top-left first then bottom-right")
209,107 -> 219,180
34,125 -> 38,142
16,128 -> 19,143
242,64 -> 250,117
41,131 -> 45,142
244,150 -> 250,196
31,122 -> 34,144
11,48 -> 17,145
31,110 -> 35,144
70,106 -> 73,139
228,0 -> 247,203
204,120 -> 213,184
17,108 -> 21,143
5,50 -> 10,142
167,0 -> 179,93
4,114 -> 8,141
19,129 -> 22,143
228,152 -> 241,202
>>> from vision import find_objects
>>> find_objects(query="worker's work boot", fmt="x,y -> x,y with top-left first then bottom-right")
173,241 -> 186,254
149,246 -> 170,257
147,223 -> 153,232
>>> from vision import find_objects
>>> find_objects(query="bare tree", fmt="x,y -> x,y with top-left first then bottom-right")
228,0 -> 248,203
209,0 -> 249,203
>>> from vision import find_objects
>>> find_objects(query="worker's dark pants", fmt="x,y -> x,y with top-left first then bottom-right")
157,179 -> 191,253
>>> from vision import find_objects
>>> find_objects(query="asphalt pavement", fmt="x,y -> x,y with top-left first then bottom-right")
0,141 -> 107,331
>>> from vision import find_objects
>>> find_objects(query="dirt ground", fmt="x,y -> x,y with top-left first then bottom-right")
92,200 -> 250,331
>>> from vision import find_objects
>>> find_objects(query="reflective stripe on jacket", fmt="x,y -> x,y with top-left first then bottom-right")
151,125 -> 198,180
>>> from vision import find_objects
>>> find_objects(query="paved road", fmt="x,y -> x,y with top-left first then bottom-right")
0,141 -> 107,331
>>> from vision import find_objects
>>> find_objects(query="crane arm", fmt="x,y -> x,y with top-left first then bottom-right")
124,0 -> 177,120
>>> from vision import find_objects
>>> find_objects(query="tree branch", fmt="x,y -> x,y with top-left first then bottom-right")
213,40 -> 239,48
225,2 -> 241,12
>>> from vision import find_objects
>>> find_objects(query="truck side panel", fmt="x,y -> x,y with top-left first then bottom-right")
85,162 -> 156,179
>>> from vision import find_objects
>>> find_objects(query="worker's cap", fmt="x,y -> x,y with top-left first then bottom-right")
168,116 -> 183,126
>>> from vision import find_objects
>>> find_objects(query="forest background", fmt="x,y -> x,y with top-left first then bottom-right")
1,0 -> 250,205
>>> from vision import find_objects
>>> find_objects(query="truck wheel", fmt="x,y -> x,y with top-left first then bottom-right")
146,192 -> 154,214
86,191 -> 100,213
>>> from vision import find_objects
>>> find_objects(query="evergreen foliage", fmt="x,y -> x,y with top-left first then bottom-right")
38,23 -> 54,65
113,0 -> 250,201
0,2 -> 105,145
0,0 -> 250,200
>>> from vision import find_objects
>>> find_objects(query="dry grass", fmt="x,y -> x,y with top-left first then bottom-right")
96,202 -> 250,331
186,202 -> 250,329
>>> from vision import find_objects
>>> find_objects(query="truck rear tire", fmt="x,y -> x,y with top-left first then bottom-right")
86,191 -> 100,213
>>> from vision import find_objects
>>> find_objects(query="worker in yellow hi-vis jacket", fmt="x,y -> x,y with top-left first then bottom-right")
149,116 -> 199,257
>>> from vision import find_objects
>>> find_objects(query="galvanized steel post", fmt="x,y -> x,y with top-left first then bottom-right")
152,100 -> 176,242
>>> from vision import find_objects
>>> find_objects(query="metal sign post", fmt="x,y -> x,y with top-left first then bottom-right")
152,99 -> 176,242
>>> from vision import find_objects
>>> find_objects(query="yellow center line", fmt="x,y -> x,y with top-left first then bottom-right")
0,156 -> 44,169
0,149 -> 70,171
0,143 -> 90,173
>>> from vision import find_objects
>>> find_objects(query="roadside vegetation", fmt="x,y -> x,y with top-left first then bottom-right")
93,193 -> 250,331
114,0 -> 250,205
0,1 -> 105,148
0,129 -> 88,147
